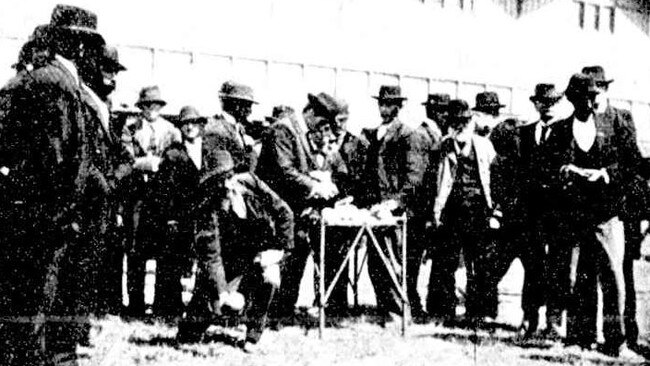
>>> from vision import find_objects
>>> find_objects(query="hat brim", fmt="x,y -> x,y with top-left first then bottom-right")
176,116 -> 207,126
472,104 -> 505,111
422,102 -> 449,106
219,94 -> 258,104
372,96 -> 407,101
529,95 -> 563,103
48,25 -> 105,45
136,100 -> 167,108
594,79 -> 614,85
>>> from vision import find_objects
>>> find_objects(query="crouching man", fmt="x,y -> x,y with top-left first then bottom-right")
177,150 -> 294,352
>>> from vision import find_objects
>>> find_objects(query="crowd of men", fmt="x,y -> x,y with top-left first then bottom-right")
1,4 -> 649,365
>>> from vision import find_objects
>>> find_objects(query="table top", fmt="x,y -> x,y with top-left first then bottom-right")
321,207 -> 406,227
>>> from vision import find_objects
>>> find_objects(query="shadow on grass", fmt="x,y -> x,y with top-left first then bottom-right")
415,326 -> 556,350
521,352 -> 646,365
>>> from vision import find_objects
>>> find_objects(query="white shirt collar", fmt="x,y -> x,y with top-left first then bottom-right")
185,137 -> 203,170
572,114 -> 597,152
81,83 -> 110,131
55,54 -> 80,85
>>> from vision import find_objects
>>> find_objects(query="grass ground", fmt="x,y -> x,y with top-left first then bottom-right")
82,240 -> 650,365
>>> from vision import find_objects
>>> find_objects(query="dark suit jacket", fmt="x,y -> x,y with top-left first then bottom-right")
204,113 -> 256,172
138,140 -> 208,256
194,172 -> 294,295
0,58 -> 103,319
256,118 -> 319,212
0,58 -> 90,227
514,121 -> 568,219
553,107 -> 643,221
336,131 -> 367,199
358,119 -> 425,215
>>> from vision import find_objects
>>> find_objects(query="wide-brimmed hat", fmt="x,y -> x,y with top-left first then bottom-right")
200,149 -> 235,185
219,80 -> 258,104
529,83 -> 563,103
372,85 -> 407,101
422,93 -> 451,106
135,86 -> 167,108
473,92 -> 505,112
101,45 -> 126,72
581,65 -> 614,86
176,105 -> 206,126
565,73 -> 600,98
448,99 -> 473,119
307,92 -> 340,119
46,4 -> 104,45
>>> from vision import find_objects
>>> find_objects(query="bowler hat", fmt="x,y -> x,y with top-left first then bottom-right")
565,73 -> 600,98
46,4 -> 104,45
135,86 -> 167,108
176,105 -> 206,126
581,65 -> 614,85
200,149 -> 235,185
372,85 -> 407,101
448,99 -> 472,119
102,46 -> 126,72
422,93 -> 451,106
473,92 -> 505,112
529,83 -> 563,103
219,81 -> 258,104
307,92 -> 340,119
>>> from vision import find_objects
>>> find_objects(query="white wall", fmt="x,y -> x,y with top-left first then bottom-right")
0,0 -> 649,140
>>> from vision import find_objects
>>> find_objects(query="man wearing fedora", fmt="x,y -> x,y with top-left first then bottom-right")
204,80 -> 259,172
257,92 -> 340,324
125,85 -> 182,316
75,43 -> 134,317
550,73 -> 642,358
473,91 -> 506,137
424,99 -> 501,326
357,85 -> 425,324
138,106 -> 210,317
178,150 -> 294,352
0,4 -> 113,364
579,66 -> 645,351
419,93 -> 448,146
493,83 -> 569,337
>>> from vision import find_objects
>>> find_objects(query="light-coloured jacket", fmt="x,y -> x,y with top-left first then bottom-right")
431,134 -> 496,226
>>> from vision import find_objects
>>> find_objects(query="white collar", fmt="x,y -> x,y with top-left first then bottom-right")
55,55 -> 80,85
572,114 -> 597,152
81,83 -> 110,130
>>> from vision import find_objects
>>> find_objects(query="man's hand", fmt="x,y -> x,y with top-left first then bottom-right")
309,180 -> 339,200
216,291 -> 246,314
560,164 -> 610,184
254,249 -> 285,268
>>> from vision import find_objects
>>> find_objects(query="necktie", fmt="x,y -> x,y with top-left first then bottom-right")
539,124 -> 549,144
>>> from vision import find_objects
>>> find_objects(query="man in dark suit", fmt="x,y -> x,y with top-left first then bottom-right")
257,93 -> 339,323
555,74 -> 642,357
412,93 -> 448,322
358,85 -> 425,324
79,44 -> 133,317
139,106 -> 209,317
0,5 -> 108,364
493,84 -> 568,337
178,151 -> 294,353
204,80 -> 259,172
581,65 -> 646,351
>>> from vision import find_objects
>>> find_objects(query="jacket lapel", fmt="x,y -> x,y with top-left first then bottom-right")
473,136 -> 493,208
379,120 -> 400,156
80,87 -> 113,143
